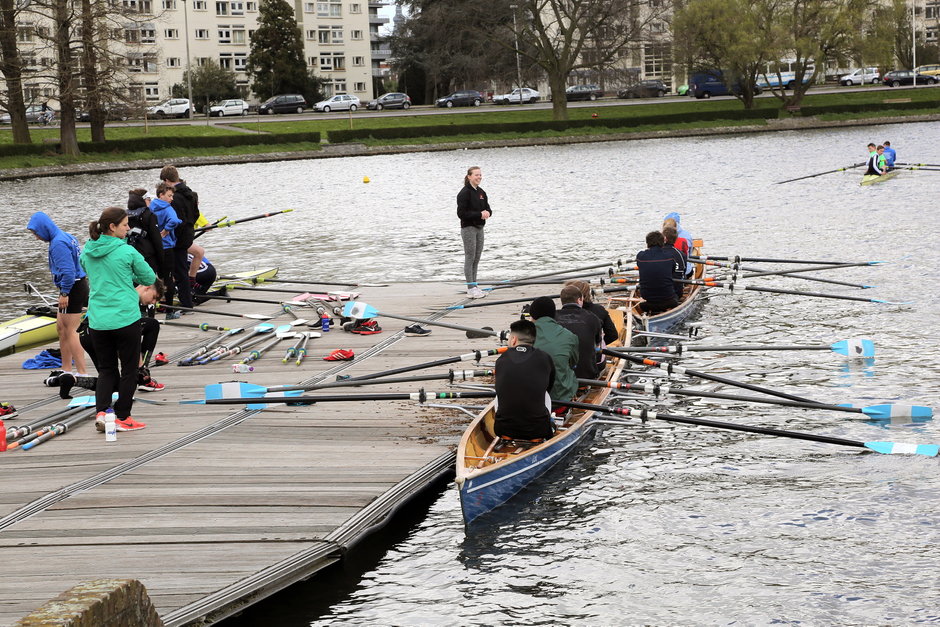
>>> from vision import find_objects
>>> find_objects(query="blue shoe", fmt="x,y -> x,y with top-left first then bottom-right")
166,310 -> 182,320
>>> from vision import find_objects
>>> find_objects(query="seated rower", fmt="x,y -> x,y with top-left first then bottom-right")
663,212 -> 694,277
494,319 -> 556,442
187,253 -> 217,304
565,279 -> 618,346
555,284 -> 603,381
636,230 -> 679,314
662,226 -> 687,301
865,143 -> 885,176
529,296 -> 579,403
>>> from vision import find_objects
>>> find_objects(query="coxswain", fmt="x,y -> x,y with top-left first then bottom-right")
494,319 -> 556,441
636,230 -> 680,314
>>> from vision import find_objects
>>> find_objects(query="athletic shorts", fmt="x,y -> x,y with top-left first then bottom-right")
63,277 -> 89,314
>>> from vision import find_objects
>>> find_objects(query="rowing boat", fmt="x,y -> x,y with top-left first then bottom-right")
211,267 -> 279,290
455,306 -> 631,525
860,170 -> 900,186
0,308 -> 58,356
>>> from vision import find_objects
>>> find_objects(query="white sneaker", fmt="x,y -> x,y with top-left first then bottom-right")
471,287 -> 487,298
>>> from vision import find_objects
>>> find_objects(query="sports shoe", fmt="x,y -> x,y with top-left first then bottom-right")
44,374 -> 61,387
94,411 -> 108,432
351,319 -> 382,335
115,416 -> 147,431
472,287 -> 487,298
404,324 -> 431,336
153,352 -> 169,366
137,374 -> 165,392
166,310 -> 182,320
324,349 -> 355,361
0,402 -> 15,417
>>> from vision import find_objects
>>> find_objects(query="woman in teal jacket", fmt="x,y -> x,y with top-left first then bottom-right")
80,207 -> 157,432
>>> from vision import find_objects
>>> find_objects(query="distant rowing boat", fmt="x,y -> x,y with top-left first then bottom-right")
860,170 -> 900,186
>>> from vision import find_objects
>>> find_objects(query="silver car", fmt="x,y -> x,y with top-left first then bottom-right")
0,104 -> 46,124
209,99 -> 250,117
314,94 -> 361,113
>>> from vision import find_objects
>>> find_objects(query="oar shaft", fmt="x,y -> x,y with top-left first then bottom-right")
205,389 -> 497,405
220,276 -> 359,287
201,293 -> 298,306
164,303 -> 271,320
159,320 -> 232,331
344,348 -> 505,382
377,310 -> 500,337
692,255 -> 860,266
615,344 -> 832,354
270,369 -> 493,392
774,163 -> 865,185
691,279 -> 898,304
194,209 -> 294,233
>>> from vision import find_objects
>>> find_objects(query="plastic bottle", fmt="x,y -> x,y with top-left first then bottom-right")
104,409 -> 117,442
233,364 -> 254,373
321,315 -> 330,332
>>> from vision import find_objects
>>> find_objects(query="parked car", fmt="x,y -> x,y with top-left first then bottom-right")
617,80 -> 669,98
366,92 -> 412,110
913,64 -> 940,77
565,84 -> 604,101
258,94 -> 307,114
492,88 -> 540,104
75,103 -> 133,122
882,70 -> 937,87
313,94 -> 361,113
209,99 -> 250,117
0,104 -> 46,124
436,90 -> 484,108
689,71 -> 761,99
146,98 -> 192,119
840,68 -> 880,86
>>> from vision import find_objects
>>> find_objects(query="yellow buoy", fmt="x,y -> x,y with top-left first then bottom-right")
363,176 -> 371,183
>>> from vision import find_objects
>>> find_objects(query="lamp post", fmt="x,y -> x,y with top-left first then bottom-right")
510,4 -> 523,105
183,0 -> 194,115
912,0 -> 917,86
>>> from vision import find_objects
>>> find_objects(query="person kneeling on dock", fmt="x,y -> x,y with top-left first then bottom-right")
637,231 -> 679,314
494,320 -> 556,442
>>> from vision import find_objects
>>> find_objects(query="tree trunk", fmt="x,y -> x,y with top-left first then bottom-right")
54,0 -> 80,156
0,0 -> 32,143
81,0 -> 106,142
549,74 -> 569,121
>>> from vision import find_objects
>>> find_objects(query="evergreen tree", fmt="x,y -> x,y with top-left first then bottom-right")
172,61 -> 240,113
246,0 -> 312,101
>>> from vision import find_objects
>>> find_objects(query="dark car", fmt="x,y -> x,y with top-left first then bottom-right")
565,84 -> 604,101
436,90 -> 484,108
882,70 -> 938,87
75,103 -> 133,122
258,94 -> 307,114
618,80 -> 669,99
367,92 -> 412,110
689,71 -> 762,99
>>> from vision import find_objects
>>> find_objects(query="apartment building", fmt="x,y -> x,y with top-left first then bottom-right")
10,0 -> 387,109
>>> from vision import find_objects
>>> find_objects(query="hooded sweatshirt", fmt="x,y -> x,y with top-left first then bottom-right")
664,211 -> 694,275
80,235 -> 156,330
150,197 -> 182,249
27,212 -> 86,294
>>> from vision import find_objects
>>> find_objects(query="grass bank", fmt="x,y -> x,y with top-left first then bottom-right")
0,86 -> 937,170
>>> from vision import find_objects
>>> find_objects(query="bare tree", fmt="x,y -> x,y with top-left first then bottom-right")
0,0 -> 33,143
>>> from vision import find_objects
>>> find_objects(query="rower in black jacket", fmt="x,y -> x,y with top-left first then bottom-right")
636,230 -> 679,314
494,320 -> 556,441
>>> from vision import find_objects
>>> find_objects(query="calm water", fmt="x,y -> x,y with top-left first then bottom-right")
3,124 -> 940,625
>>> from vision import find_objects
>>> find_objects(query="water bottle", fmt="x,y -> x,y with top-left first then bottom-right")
233,364 -> 254,373
104,409 -> 117,442
321,315 -> 330,332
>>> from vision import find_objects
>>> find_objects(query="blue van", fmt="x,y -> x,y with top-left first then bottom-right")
688,70 -> 761,99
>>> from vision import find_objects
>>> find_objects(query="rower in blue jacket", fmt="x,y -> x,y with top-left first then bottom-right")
883,141 -> 896,168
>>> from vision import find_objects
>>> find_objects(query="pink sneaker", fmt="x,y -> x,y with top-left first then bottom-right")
115,416 -> 147,431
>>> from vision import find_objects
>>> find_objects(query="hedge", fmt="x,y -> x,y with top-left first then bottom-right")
796,99 -> 940,116
326,109 -> 776,143
0,131 -> 321,157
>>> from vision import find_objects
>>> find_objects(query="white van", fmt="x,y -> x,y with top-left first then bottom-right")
840,68 -> 880,86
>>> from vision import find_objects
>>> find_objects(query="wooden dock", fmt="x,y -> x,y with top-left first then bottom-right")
0,278 -> 547,625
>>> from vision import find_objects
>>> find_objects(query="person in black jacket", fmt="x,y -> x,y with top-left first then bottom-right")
662,226 -> 687,301
555,284 -> 603,380
126,188 -> 165,278
636,231 -> 679,313
160,165 -> 197,308
565,279 -> 618,346
456,166 -> 492,299
494,320 -> 556,441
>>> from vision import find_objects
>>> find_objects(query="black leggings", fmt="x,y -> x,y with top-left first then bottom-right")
89,322 -> 141,419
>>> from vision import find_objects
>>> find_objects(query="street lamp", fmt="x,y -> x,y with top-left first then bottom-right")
183,0 -> 194,115
912,0 -> 917,86
510,4 -> 523,105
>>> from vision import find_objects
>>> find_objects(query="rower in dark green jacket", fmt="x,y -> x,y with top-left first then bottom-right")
530,296 -> 579,402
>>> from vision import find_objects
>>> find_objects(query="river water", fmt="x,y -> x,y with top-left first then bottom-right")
3,123 -> 940,625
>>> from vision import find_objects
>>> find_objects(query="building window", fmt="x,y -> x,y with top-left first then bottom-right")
17,26 -> 34,43
161,0 -> 176,8
349,3 -> 360,13
144,83 -> 160,99
351,29 -> 362,40
331,26 -> 342,42
928,5 -> 939,19
319,56 -> 332,71
353,82 -> 365,91
166,57 -> 181,67
193,0 -> 206,9
318,28 -> 329,44
141,27 -> 155,43
246,1 -> 256,9
333,55 -> 345,70
316,1 -> 341,17
123,0 -> 153,13
219,53 -> 232,69
195,28 -> 209,39
234,53 -> 247,70
306,29 -> 316,40
352,55 -> 364,66
643,43 -> 671,80
303,2 -> 314,12
230,0 -> 243,14
308,56 -> 316,67
216,1 -> 228,15
165,28 -> 178,38
218,26 -> 231,43
196,56 -> 211,67
124,29 -> 139,43
333,80 -> 346,92
232,27 -> 246,44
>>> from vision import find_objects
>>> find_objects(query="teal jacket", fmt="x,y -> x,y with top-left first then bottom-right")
80,234 -> 156,330
534,316 -> 580,401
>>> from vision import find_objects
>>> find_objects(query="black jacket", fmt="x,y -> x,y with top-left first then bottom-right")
456,182 -> 491,227
171,181 -> 199,250
125,204 -> 165,277
555,303 -> 603,379
637,245 -> 679,303
495,345 -> 555,440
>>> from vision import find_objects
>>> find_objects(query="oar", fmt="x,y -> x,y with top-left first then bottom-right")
343,301 -> 507,340
5,406 -> 85,441
691,258 -> 881,289
19,410 -> 93,451
199,293 -> 308,306
614,338 -> 875,358
579,379 -> 931,420
204,388 -> 497,406
261,369 -> 494,393
194,323 -> 275,364
444,284 -> 636,311
159,319 -> 233,332
775,163 -> 865,184
294,332 -> 311,366
240,330 -> 297,364
218,276 -> 388,288
164,303 -> 272,320
682,278 -> 910,305
605,350 -> 816,403
482,260 -> 628,285
179,327 -> 245,366
894,162 -> 940,167
892,165 -> 940,172
561,399 -> 939,457
343,347 -> 507,382
24,281 -> 56,307
691,255 -> 870,266
193,209 -> 294,239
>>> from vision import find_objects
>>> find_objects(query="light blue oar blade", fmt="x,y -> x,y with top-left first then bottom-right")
864,442 -> 940,457
871,299 -> 913,305
830,338 -> 875,358
68,395 -> 97,407
205,382 -> 268,401
446,305 -> 465,310
343,301 -> 378,319
254,322 -> 274,332
247,389 -> 303,410
859,404 -> 933,420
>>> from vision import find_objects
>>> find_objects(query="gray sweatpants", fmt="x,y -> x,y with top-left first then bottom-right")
461,226 -> 485,284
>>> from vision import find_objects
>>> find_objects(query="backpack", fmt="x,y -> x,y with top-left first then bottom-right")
126,206 -> 150,248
